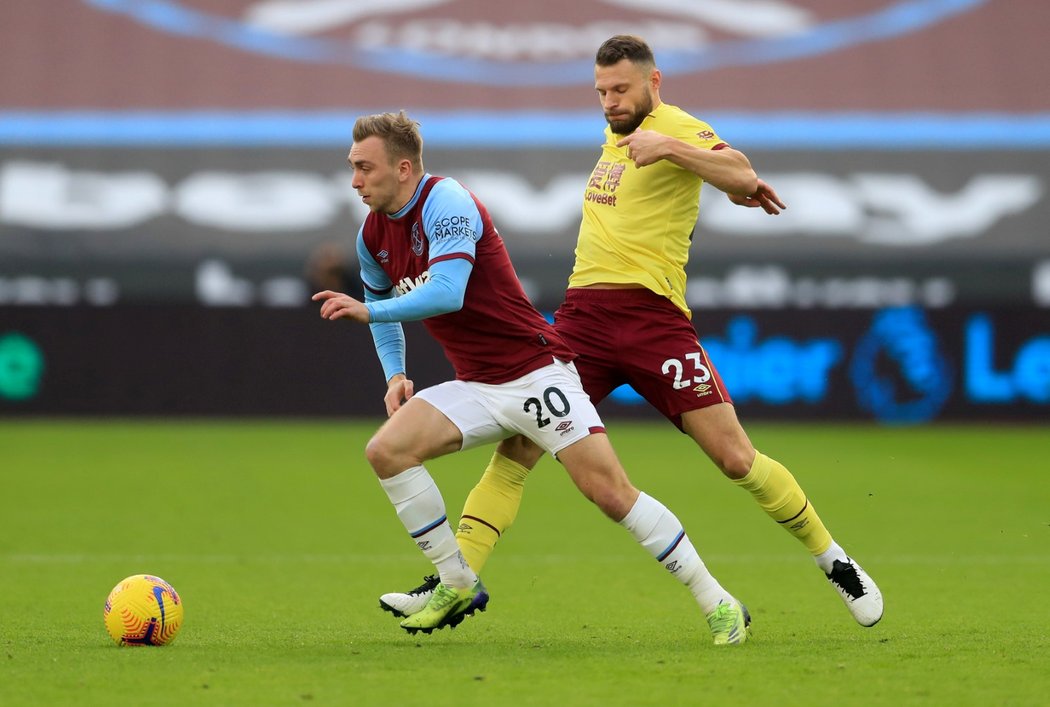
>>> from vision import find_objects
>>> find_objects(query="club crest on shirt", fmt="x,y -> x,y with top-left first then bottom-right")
411,222 -> 425,256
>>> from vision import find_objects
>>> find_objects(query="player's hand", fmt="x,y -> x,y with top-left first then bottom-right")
726,178 -> 786,215
312,290 -> 370,323
384,374 -> 414,416
616,130 -> 670,167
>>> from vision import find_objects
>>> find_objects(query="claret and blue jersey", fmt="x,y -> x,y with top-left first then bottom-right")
359,175 -> 481,322
357,174 -> 574,385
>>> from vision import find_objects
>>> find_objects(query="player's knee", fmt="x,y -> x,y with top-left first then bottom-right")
714,447 -> 756,480
363,434 -> 385,469
364,432 -> 401,477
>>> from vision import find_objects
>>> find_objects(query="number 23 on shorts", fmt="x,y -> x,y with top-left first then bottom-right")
662,352 -> 711,390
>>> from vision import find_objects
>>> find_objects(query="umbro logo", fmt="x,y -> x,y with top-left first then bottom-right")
555,420 -> 576,435
417,541 -> 432,551
377,249 -> 390,262
694,383 -> 711,396
458,522 -> 474,533
665,560 -> 680,573
790,519 -> 810,531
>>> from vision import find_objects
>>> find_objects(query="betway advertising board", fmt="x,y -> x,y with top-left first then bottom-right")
1,146 -> 1047,310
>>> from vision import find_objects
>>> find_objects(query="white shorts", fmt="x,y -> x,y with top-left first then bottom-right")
412,359 -> 605,457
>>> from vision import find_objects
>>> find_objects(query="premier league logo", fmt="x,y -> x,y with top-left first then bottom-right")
849,307 -> 953,424
82,0 -> 988,85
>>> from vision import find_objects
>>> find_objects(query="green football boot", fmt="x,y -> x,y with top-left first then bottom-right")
706,600 -> 751,646
399,579 -> 489,635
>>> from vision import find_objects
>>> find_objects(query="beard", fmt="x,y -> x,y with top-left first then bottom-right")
606,90 -> 654,135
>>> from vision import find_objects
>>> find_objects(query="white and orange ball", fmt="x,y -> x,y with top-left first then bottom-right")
103,574 -> 184,646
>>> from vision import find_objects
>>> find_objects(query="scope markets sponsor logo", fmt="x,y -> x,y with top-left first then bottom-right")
82,0 -> 988,85
2,162 -> 1039,247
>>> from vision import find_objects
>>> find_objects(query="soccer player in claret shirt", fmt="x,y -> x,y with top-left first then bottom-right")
382,35 -> 884,630
314,110 -> 751,644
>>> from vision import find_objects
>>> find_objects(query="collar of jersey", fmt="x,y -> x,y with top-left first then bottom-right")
389,173 -> 432,220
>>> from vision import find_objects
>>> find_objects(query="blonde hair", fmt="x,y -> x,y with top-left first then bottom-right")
352,110 -> 424,172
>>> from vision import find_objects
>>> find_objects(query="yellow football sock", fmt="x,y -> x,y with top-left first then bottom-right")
734,452 -> 832,555
455,451 -> 530,573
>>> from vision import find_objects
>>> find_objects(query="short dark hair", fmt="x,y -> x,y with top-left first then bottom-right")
595,35 -> 655,69
352,110 -> 424,172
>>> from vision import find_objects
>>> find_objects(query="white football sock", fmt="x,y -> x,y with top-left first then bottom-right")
620,492 -> 732,614
814,540 -> 848,574
379,465 -> 476,589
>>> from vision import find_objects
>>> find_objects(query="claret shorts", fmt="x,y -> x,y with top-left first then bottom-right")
554,287 -> 732,429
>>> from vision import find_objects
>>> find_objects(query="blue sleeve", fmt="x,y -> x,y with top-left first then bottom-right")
357,229 -> 406,381
366,258 -> 473,322
419,179 -> 482,264
365,178 -> 482,323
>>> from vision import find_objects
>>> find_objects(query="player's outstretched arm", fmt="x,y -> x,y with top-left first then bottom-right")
617,130 -> 757,196
726,178 -> 787,215
312,290 -> 371,322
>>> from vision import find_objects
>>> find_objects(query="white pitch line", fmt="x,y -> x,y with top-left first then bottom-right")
3,553 -> 1048,565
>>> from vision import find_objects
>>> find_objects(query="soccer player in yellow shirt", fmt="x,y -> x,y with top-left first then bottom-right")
382,35 -> 883,631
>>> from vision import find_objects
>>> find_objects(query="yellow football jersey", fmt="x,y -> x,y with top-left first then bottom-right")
570,102 -> 725,318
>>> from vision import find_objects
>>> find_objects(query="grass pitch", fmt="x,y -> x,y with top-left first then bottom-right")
1,420 -> 1048,706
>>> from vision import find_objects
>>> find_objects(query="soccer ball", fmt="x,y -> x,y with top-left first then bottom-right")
103,574 -> 184,646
